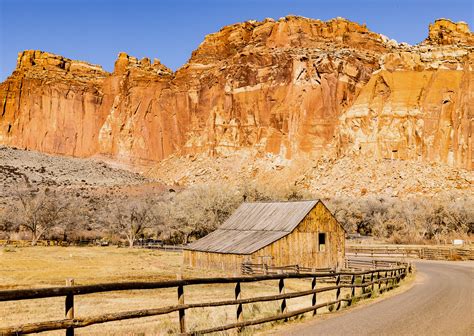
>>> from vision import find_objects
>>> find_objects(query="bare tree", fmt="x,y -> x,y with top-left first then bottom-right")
0,206 -> 18,239
56,196 -> 94,242
12,187 -> 69,245
108,200 -> 151,247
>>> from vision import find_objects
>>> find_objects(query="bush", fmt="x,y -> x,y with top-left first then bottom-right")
326,193 -> 473,244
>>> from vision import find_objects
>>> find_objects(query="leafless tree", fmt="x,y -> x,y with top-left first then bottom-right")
108,200 -> 152,247
55,197 -> 94,242
11,187 -> 69,245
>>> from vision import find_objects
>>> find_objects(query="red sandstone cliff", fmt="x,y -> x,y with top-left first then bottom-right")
0,17 -> 472,169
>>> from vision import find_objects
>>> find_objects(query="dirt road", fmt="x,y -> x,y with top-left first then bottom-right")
277,260 -> 474,336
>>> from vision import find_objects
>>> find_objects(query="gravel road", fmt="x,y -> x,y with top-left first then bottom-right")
278,260 -> 474,336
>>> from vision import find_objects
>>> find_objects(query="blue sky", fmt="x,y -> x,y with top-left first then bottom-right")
0,0 -> 472,80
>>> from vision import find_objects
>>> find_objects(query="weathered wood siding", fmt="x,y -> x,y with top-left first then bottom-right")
183,250 -> 248,271
183,202 -> 345,271
251,202 -> 345,269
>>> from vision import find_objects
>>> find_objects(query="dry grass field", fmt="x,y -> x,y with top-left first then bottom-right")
0,246 -> 358,335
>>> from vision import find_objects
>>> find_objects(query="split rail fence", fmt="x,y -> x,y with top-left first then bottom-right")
241,263 -> 334,275
241,259 -> 407,275
346,245 -> 474,260
0,264 -> 409,335
344,258 -> 408,270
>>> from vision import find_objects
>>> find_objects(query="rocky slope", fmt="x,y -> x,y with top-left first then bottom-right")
0,146 -> 162,209
147,151 -> 473,199
0,17 -> 472,170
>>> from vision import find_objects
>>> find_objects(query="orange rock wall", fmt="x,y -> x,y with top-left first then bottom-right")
0,17 -> 472,169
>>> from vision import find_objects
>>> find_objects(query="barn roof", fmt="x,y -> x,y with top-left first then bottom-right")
184,200 -> 319,254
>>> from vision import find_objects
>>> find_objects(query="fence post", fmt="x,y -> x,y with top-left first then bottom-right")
377,271 -> 381,291
177,284 -> 186,333
335,274 -> 341,310
370,271 -> 375,293
235,281 -> 243,331
360,274 -> 366,294
65,278 -> 74,336
348,275 -> 356,306
352,274 -> 356,297
311,276 -> 317,316
279,277 -> 287,316
381,271 -> 385,291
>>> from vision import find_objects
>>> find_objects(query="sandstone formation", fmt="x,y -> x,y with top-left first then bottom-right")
0,50 -> 107,157
0,17 -> 472,169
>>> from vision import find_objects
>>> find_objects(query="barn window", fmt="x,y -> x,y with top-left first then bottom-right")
318,233 -> 326,252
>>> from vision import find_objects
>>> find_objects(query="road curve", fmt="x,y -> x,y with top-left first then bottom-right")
277,260 -> 474,336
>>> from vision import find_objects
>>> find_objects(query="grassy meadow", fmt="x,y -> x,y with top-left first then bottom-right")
0,246 -> 358,335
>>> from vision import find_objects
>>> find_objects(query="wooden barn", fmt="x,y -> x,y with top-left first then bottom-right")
183,200 -> 345,271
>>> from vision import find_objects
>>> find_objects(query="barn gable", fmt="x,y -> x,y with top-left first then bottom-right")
184,200 -> 319,254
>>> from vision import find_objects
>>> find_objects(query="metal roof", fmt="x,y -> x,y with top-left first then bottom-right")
184,200 -> 319,254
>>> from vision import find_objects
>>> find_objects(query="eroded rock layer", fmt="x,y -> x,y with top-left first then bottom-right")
0,17 -> 472,169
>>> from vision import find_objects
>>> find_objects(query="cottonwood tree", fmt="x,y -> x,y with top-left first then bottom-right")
0,206 -> 18,239
12,187 -> 69,245
56,196 -> 94,242
108,200 -> 152,247
156,183 -> 241,244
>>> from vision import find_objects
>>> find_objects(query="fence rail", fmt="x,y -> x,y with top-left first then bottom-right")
3,240 -> 471,260
344,258 -> 407,270
241,263 -> 334,275
242,258 -> 406,275
0,264 -> 409,335
346,245 -> 474,260
0,240 -> 185,251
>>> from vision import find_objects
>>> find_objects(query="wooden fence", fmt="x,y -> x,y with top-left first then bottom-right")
0,240 -> 68,247
346,245 -> 474,260
344,258 -> 408,270
241,259 -> 407,275
139,243 -> 185,252
3,240 -> 471,260
0,265 -> 409,335
241,263 -> 334,275
0,240 -> 184,251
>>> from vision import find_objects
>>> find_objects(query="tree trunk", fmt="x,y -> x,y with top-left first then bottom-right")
31,232 -> 38,246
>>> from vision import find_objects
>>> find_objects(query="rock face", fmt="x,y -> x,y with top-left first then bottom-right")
0,17 -> 472,169
0,50 -> 107,157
